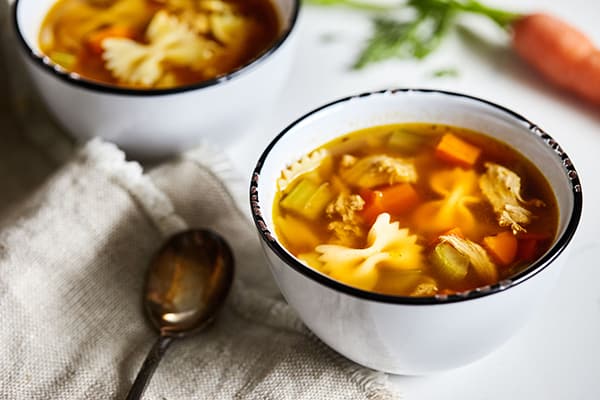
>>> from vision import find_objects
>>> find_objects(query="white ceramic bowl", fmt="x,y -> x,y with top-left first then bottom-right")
13,0 -> 299,158
250,89 -> 582,375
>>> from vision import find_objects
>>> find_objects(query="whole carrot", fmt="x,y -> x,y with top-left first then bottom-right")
310,0 -> 600,106
512,13 -> 600,105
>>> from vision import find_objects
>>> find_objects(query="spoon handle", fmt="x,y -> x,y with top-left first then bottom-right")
126,335 -> 174,400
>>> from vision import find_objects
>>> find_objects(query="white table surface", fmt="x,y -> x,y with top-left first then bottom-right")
224,0 -> 600,398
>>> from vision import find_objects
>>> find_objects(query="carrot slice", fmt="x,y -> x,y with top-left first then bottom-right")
360,189 -> 385,226
87,26 -> 135,55
380,183 -> 419,214
517,238 -> 539,261
435,133 -> 481,167
360,183 -> 419,225
483,231 -> 518,266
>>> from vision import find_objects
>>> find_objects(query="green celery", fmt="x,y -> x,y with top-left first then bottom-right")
431,242 -> 469,282
388,128 -> 427,153
50,51 -> 76,69
280,179 -> 334,220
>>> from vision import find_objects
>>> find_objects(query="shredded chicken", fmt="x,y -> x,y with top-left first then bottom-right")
340,154 -> 417,189
439,234 -> 497,284
315,213 -> 423,290
326,193 -> 365,245
340,154 -> 357,168
157,0 -> 233,13
210,12 -> 249,44
103,11 -> 217,86
179,10 -> 211,34
277,149 -> 329,191
479,162 -> 545,234
162,0 -> 240,35
413,168 -> 481,235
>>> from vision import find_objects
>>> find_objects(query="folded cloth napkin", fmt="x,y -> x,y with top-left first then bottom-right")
0,139 -> 399,399
0,4 -> 399,396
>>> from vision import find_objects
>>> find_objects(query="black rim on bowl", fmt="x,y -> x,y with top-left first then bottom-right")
12,0 -> 300,96
250,88 -> 583,305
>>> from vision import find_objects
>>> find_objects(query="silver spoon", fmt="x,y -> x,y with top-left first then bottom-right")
126,229 -> 234,400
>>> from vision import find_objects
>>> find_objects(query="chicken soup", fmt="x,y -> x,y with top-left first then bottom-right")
39,0 -> 280,89
272,123 -> 558,296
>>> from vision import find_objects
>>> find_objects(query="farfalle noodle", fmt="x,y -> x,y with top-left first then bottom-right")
413,168 -> 481,236
103,11 -> 216,86
315,213 -> 423,291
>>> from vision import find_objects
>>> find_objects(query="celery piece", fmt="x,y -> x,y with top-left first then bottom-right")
49,51 -> 76,69
431,242 -> 469,282
280,179 -> 334,220
388,128 -> 426,153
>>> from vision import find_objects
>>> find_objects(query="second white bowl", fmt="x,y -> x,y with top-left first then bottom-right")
13,0 -> 299,158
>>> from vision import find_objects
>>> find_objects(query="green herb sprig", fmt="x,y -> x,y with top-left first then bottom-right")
307,0 -> 521,69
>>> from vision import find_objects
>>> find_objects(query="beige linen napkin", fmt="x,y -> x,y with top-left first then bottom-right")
0,139 -> 399,399
0,2 -> 399,398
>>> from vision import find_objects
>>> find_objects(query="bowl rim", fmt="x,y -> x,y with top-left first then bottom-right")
250,88 -> 583,305
12,0 -> 300,96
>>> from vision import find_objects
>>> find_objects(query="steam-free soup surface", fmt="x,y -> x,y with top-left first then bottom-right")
273,123 -> 558,297
39,0 -> 280,89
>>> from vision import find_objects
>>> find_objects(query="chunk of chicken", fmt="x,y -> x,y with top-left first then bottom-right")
340,154 -> 417,189
326,193 -> 365,246
439,234 -> 498,284
479,162 -> 545,234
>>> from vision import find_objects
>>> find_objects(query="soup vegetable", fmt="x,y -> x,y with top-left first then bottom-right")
39,0 -> 280,89
273,123 -> 558,297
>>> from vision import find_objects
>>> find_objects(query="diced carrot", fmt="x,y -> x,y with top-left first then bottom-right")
435,133 -> 481,167
483,231 -> 518,266
379,183 -> 419,214
515,232 -> 553,261
517,238 -> 539,261
87,26 -> 135,55
360,189 -> 385,226
360,183 -> 419,225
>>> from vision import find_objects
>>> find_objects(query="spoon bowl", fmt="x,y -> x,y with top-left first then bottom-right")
145,229 -> 234,336
126,229 -> 234,399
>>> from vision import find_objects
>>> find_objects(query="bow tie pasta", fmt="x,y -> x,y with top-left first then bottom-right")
103,11 -> 216,86
412,168 -> 481,236
313,213 -> 424,291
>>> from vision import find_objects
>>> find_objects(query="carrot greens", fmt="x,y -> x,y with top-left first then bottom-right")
307,0 -> 522,69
